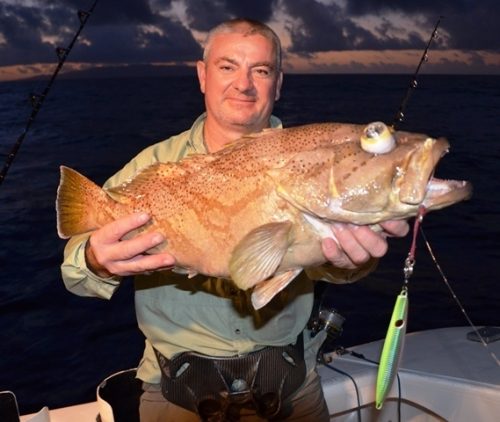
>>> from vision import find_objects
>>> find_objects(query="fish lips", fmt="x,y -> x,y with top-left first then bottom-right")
398,137 -> 449,205
398,136 -> 472,209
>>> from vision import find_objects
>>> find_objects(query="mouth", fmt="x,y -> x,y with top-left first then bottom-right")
226,96 -> 256,105
423,177 -> 473,209
399,137 -> 450,204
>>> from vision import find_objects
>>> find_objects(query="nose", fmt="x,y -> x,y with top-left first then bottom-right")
233,69 -> 255,93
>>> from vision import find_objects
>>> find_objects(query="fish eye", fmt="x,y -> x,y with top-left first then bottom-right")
360,122 -> 396,154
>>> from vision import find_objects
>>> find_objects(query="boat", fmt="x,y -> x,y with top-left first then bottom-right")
10,325 -> 498,422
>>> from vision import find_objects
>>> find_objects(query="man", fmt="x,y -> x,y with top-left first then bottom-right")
62,19 -> 408,421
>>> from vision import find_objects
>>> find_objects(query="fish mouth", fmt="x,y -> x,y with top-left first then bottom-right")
423,177 -> 473,210
399,137 -> 450,205
412,137 -> 472,209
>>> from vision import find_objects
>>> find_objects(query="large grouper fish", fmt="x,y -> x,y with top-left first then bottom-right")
56,121 -> 471,309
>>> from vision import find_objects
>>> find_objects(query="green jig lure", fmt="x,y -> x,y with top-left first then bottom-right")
375,287 -> 409,409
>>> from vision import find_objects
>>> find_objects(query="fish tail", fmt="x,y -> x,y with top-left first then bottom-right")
56,166 -> 114,239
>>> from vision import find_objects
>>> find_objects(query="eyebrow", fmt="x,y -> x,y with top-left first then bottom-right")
214,56 -> 275,70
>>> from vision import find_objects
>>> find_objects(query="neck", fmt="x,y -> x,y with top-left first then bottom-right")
203,118 -> 268,153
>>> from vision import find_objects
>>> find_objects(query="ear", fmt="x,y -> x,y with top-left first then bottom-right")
196,60 -> 206,94
274,71 -> 283,101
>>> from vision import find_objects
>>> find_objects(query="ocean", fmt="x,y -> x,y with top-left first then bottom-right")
0,74 -> 499,414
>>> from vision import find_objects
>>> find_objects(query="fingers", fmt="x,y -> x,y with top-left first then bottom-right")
86,213 -> 176,277
379,220 -> 410,237
105,250 -> 175,277
321,236 -> 357,269
97,212 -> 151,244
323,221 -> 408,270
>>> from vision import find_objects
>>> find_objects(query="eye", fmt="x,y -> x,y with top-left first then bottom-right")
219,64 -> 234,72
360,122 -> 396,154
253,67 -> 272,78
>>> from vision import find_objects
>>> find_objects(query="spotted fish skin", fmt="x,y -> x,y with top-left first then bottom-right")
56,122 -> 471,308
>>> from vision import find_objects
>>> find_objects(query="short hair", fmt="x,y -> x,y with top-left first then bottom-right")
203,18 -> 282,71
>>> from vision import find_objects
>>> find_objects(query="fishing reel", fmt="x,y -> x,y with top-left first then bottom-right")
309,306 -> 347,366
309,306 -> 345,342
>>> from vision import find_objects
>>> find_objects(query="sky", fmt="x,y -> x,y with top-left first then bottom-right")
0,0 -> 499,81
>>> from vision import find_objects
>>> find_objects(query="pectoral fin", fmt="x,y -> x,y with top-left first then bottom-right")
229,221 -> 293,290
251,269 -> 302,309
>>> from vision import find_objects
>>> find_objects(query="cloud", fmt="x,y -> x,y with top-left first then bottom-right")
74,17 -> 202,63
278,0 -> 500,55
0,0 -> 201,66
54,0 -> 157,25
184,0 -> 278,31
280,0 -> 436,56
0,0 -> 498,77
344,0 -> 500,50
0,3 -> 67,65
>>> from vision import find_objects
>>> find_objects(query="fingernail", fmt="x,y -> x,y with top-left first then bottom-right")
138,213 -> 149,223
152,234 -> 164,244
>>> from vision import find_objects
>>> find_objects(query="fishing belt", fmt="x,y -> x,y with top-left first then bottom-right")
154,333 -> 305,421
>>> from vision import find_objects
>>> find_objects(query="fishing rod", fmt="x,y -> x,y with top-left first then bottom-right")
376,14 -> 499,411
391,15 -> 443,129
0,0 -> 99,188
317,17 -> 447,415
375,16 -> 444,409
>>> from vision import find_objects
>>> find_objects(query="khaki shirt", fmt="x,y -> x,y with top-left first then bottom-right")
61,113 -> 371,384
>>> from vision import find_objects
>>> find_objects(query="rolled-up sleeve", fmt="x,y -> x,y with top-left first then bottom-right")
61,233 -> 122,299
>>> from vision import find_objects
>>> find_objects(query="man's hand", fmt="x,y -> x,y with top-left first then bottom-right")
85,213 -> 176,278
321,220 -> 409,269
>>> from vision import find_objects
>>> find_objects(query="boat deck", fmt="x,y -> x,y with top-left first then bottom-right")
320,326 -> 500,421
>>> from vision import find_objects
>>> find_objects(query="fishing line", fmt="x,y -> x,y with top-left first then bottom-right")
320,359 -> 362,422
420,227 -> 500,367
374,207 -> 425,410
321,347 -> 403,422
0,0 -> 99,187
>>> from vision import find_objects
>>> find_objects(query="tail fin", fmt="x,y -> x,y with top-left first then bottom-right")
56,166 -> 115,239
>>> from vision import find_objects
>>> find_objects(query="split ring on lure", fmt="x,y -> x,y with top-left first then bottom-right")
375,287 -> 409,409
360,122 -> 396,154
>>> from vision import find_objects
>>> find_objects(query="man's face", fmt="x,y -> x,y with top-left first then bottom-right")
197,31 -> 283,132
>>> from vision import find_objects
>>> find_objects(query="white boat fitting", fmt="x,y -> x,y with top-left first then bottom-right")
14,326 -> 500,422
319,326 -> 500,421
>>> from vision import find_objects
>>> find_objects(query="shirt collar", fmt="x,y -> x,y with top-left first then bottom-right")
187,113 -> 283,154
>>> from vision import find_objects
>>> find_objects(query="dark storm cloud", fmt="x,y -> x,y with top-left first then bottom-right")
0,3 -> 67,64
52,0 -> 157,25
280,0 -> 500,55
184,0 -> 278,32
0,0 -> 498,72
0,0 -> 200,66
281,0 -> 428,55
75,17 -> 202,63
344,0 -> 500,51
